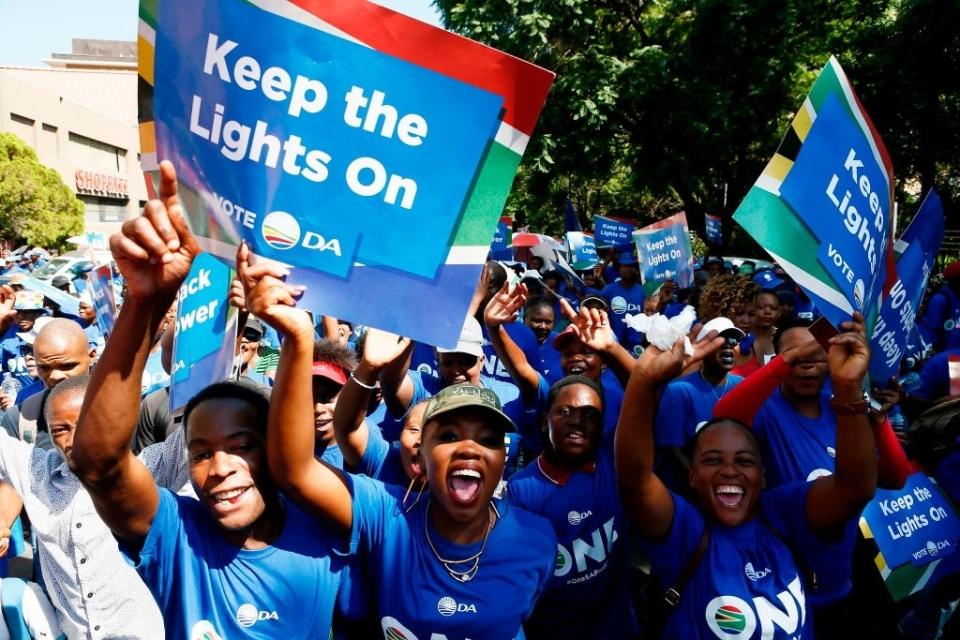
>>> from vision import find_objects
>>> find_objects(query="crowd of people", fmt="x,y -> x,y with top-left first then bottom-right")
0,161 -> 955,639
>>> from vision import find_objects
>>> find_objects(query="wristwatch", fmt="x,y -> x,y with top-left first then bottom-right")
829,393 -> 870,415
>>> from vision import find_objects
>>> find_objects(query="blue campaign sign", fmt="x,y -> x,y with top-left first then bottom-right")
705,213 -> 722,245
489,218 -> 512,260
869,243 -> 928,384
861,473 -> 960,568
780,94 -> 891,315
633,213 -> 695,288
155,0 -> 503,281
565,232 -> 597,270
86,266 -> 116,337
169,254 -> 238,414
897,189 -> 944,263
594,216 -> 635,250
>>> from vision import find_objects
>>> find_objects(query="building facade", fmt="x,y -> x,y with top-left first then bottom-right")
0,39 -> 146,237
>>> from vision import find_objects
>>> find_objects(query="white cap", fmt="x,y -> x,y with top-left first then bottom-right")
437,316 -> 484,358
696,317 -> 746,343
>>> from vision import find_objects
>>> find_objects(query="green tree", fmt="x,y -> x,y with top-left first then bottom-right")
0,132 -> 83,249
437,0 -> 958,246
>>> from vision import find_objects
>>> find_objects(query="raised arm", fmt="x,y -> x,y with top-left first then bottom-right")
237,244 -> 353,534
0,482 -> 22,559
560,298 -> 635,386
333,328 -> 410,469
71,161 -> 199,543
617,334 -> 724,538
376,333 -> 415,415
805,313 -> 877,532
483,282 -> 540,398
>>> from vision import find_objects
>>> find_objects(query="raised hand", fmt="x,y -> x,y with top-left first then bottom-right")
560,298 -> 615,353
109,161 -> 200,301
0,285 -> 15,333
228,277 -> 248,313
828,312 -> 870,389
484,282 -> 527,328
235,242 -> 311,340
361,327 -> 412,370
782,336 -> 828,367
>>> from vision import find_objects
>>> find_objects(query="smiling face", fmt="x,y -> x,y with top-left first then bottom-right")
524,304 -> 555,344
438,352 -> 483,386
186,397 -> 273,538
312,376 -> 343,449
779,327 -> 827,399
690,421 -> 765,527
545,383 -> 603,466
560,341 -> 602,381
421,407 -> 505,525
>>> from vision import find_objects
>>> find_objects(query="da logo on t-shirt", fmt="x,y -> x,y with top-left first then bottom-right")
436,596 -> 477,616
189,621 -> 225,640
236,603 -> 279,628
703,576 -> 806,639
610,296 -> 628,314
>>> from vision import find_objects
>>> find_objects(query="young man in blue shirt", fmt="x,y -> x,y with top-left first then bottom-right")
601,251 -> 645,354
70,162 -> 346,640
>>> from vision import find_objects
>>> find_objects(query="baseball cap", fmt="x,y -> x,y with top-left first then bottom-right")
422,383 -> 515,433
51,275 -> 71,288
437,316 -> 484,358
552,325 -> 580,350
580,295 -> 608,311
618,251 -> 637,265
696,317 -> 746,343
311,361 -> 348,385
13,291 -> 44,311
753,269 -> 785,290
17,316 -> 54,345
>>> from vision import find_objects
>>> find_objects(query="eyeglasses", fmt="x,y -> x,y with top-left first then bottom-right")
551,405 -> 603,425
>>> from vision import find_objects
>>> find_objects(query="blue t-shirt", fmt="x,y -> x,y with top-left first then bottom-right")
353,424 -> 408,487
0,334 -> 34,388
319,442 -> 344,469
125,489 -> 346,640
538,333 -> 563,384
917,285 -> 960,351
344,474 -> 556,639
601,281 -> 645,353
655,372 -> 744,449
911,348 -> 960,401
753,388 -> 857,606
482,321 -> 545,382
507,443 -> 636,639
365,399 -> 406,443
645,483 -> 829,639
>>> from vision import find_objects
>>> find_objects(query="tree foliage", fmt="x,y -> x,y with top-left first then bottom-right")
0,133 -> 83,249
436,0 -> 959,243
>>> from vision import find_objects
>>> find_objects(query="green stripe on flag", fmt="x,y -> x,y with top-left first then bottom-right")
450,144 -> 522,247
255,347 -> 280,374
138,0 -> 158,30
733,187 -> 834,285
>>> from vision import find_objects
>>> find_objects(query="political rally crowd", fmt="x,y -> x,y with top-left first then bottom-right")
0,163 -> 957,640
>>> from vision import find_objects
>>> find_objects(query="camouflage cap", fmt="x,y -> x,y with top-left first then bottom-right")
422,383 -> 516,433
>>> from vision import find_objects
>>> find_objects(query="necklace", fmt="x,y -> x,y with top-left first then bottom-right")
699,370 -> 728,403
424,499 -> 498,583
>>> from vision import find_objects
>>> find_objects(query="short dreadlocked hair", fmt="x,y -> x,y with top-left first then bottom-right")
314,338 -> 358,372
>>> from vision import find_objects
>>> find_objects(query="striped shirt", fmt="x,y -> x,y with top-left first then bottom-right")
0,425 -> 189,639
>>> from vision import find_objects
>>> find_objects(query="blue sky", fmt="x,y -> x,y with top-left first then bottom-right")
0,0 -> 442,67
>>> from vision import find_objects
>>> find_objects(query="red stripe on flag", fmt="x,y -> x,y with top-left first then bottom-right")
285,0 -> 554,136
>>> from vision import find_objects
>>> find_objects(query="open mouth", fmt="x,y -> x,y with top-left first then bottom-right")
448,468 -> 483,507
718,349 -> 736,366
567,364 -> 586,375
209,486 -> 251,513
715,484 -> 744,508
563,428 -> 587,447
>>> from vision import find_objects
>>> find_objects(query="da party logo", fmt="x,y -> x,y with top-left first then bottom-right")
261,211 -> 300,250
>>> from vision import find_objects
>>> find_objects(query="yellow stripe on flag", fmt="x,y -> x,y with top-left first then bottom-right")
137,35 -> 155,86
763,153 -> 794,183
792,99 -> 815,142
139,122 -> 157,154
875,552 -> 888,572
859,518 -> 874,539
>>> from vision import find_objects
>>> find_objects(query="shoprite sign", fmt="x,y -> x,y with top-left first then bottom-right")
75,169 -> 129,198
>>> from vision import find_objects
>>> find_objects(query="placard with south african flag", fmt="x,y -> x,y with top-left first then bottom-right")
137,0 -> 554,349
733,57 -> 894,331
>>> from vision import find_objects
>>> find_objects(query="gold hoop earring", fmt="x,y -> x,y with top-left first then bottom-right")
402,475 -> 427,513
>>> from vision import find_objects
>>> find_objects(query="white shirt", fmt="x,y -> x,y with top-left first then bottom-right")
0,424 -> 189,640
